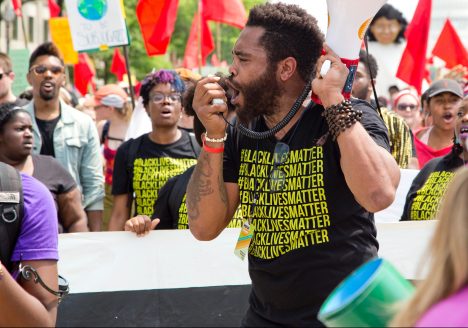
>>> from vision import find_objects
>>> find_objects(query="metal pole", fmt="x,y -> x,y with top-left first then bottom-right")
6,22 -> 10,53
122,45 -> 135,110
20,15 -> 28,49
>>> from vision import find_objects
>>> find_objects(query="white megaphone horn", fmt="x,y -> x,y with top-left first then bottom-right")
311,0 -> 388,103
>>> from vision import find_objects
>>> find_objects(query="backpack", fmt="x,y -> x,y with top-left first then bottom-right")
0,162 -> 24,272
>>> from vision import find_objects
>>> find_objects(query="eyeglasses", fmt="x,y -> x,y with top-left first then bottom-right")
397,103 -> 418,111
29,65 -> 64,76
150,92 -> 181,104
0,72 -> 11,80
269,142 -> 289,192
372,24 -> 400,33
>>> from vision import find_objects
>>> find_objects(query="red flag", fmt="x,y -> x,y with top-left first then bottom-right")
202,0 -> 246,29
183,12 -> 215,69
396,0 -> 432,94
48,0 -> 60,17
11,0 -> 21,16
74,53 -> 95,96
110,48 -> 127,81
432,19 -> 468,69
136,0 -> 179,56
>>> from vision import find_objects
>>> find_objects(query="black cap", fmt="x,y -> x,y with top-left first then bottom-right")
427,79 -> 463,99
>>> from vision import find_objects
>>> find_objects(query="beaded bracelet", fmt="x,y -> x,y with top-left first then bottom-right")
202,133 -> 225,153
204,132 -> 228,143
322,99 -> 362,140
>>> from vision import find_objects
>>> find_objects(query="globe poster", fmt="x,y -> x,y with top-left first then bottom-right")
65,0 -> 129,52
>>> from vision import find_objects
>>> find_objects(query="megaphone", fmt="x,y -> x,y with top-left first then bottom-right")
311,0 -> 388,104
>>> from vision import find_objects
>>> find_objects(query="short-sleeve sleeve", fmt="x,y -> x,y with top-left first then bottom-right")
353,99 -> 390,151
112,139 -> 131,195
11,173 -> 58,262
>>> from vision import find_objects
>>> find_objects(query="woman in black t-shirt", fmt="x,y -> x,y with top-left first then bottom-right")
401,97 -> 468,221
0,103 -> 88,232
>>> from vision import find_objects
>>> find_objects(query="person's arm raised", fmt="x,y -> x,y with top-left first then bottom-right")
186,76 -> 239,240
312,44 -> 400,212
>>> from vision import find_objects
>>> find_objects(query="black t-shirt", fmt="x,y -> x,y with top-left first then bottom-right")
36,116 -> 60,157
112,130 -> 199,216
153,165 -> 243,229
401,148 -> 462,221
224,99 -> 389,326
32,154 -> 77,231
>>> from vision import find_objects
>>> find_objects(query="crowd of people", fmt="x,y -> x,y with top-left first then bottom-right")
0,1 -> 467,326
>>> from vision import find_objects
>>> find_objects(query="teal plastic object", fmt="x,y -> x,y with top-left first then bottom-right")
318,257 -> 415,327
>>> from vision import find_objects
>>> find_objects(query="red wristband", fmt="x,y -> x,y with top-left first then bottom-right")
202,138 -> 224,153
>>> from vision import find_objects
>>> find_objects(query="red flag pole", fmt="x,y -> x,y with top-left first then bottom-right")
197,0 -> 203,74
122,45 -> 136,111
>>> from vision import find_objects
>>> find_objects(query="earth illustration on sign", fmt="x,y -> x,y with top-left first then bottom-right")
77,0 -> 108,21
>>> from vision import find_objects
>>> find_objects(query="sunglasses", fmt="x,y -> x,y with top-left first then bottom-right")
0,72 -> 11,80
150,92 -> 181,104
269,142 -> 289,192
397,103 -> 417,111
29,65 -> 64,76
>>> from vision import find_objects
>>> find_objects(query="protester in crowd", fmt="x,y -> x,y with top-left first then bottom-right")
414,79 -> 463,168
108,69 -> 200,231
0,53 -> 29,107
186,3 -> 399,326
125,74 -> 241,234
367,4 -> 408,98
0,103 -> 88,232
0,168 -> 60,326
352,50 -> 417,169
393,88 -> 423,131
76,96 -> 97,123
393,167 -> 468,326
175,67 -> 202,133
401,96 -> 468,221
92,84 -> 131,230
24,42 -> 104,231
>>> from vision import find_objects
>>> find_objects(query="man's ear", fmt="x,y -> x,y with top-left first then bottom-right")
278,57 -> 297,82
9,71 -> 15,82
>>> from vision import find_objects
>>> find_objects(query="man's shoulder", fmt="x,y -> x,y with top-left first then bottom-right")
61,102 -> 93,121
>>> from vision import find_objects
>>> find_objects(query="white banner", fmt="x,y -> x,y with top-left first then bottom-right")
65,0 -> 129,51
58,221 -> 435,294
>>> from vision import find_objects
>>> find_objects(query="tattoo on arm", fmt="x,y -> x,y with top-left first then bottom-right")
187,152 -> 217,221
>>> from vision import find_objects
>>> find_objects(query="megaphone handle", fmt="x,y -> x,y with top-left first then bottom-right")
320,60 -> 332,78
312,57 -> 360,104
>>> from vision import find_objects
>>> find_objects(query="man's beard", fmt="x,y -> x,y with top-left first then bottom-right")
233,65 -> 282,126
40,89 -> 56,101
352,84 -> 369,102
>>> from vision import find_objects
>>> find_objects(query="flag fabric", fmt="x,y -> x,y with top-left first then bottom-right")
183,11 -> 215,69
11,0 -> 21,16
202,0 -> 246,29
110,48 -> 127,81
136,0 -> 179,56
74,53 -> 95,96
396,0 -> 432,94
432,18 -> 468,69
48,0 -> 61,17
